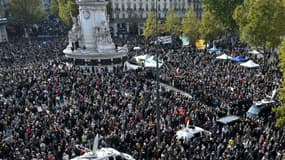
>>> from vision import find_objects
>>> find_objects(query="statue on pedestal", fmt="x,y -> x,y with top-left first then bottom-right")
68,13 -> 82,50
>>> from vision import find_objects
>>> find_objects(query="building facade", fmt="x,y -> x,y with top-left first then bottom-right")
0,0 -> 8,43
109,0 -> 202,37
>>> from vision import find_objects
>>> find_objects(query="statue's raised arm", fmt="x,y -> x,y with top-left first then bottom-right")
70,12 -> 77,25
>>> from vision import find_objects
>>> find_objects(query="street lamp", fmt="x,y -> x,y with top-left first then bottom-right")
155,0 -> 160,145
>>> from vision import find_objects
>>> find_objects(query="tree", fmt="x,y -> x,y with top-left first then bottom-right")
143,12 -> 157,38
199,11 -> 224,41
50,0 -> 59,16
164,10 -> 181,36
233,0 -> 285,50
181,8 -> 200,44
273,39 -> 285,127
9,0 -> 46,24
58,0 -> 78,27
203,0 -> 243,32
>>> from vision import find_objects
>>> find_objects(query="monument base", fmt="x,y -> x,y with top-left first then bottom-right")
63,47 -> 128,67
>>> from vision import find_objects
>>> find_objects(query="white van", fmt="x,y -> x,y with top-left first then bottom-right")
176,126 -> 211,141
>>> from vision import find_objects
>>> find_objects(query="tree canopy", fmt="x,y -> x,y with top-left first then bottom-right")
181,8 -> 200,44
199,11 -> 224,41
9,0 -> 46,24
58,0 -> 78,27
163,10 -> 181,36
203,0 -> 243,32
233,0 -> 285,49
273,39 -> 285,127
143,12 -> 157,39
50,0 -> 59,16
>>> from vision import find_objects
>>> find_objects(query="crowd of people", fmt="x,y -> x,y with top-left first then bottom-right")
0,22 -> 284,160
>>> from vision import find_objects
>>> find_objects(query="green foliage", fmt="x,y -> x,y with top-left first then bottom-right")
181,8 -> 200,44
9,0 -> 46,24
273,39 -> 285,127
58,0 -> 78,27
143,12 -> 157,38
164,10 -> 181,36
203,0 -> 243,32
50,0 -> 59,16
233,0 -> 285,49
199,11 -> 224,41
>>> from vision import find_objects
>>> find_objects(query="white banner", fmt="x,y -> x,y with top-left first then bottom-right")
157,36 -> 172,44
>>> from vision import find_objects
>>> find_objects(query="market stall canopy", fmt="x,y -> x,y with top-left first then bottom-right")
216,54 -> 233,60
240,60 -> 260,68
231,56 -> 247,62
217,115 -> 240,124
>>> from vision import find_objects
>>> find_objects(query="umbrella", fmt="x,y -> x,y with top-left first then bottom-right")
240,60 -> 260,68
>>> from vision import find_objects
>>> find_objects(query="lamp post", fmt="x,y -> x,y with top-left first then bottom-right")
155,0 -> 160,145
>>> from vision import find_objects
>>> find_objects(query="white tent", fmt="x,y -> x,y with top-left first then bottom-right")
133,46 -> 141,50
131,54 -> 164,68
240,60 -> 260,68
248,50 -> 260,54
144,56 -> 163,68
124,61 -> 140,71
216,54 -> 233,60
248,49 -> 264,58
134,54 -> 150,62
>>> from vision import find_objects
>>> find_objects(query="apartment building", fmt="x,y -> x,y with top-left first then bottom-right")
108,0 -> 202,37
0,0 -> 8,42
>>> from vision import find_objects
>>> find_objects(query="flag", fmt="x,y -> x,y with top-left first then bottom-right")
92,134 -> 99,152
178,108 -> 186,115
176,67 -> 181,75
195,39 -> 206,50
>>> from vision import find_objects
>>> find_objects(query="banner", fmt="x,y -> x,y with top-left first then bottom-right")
157,36 -> 172,44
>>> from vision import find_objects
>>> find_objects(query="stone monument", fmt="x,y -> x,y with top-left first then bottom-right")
63,0 -> 127,67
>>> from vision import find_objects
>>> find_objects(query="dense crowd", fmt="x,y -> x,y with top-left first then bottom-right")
0,25 -> 285,160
